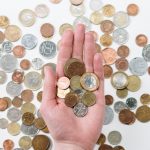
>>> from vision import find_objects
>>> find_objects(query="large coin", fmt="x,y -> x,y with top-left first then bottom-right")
2,41 -> 13,53
19,136 -> 32,150
114,101 -> 128,114
7,122 -> 21,136
0,70 -> 7,84
108,131 -> 122,145
142,44 -> 150,61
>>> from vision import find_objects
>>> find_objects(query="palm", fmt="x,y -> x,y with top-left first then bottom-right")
40,25 -> 105,149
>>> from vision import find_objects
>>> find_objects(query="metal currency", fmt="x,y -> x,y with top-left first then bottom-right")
117,45 -> 129,58
0,70 -> 7,84
136,34 -> 148,47
70,0 -> 83,5
65,92 -> 78,107
90,11 -> 104,25
105,95 -> 114,106
115,58 -> 129,71
19,136 -> 32,150
2,41 -> 13,53
127,3 -> 139,16
57,88 -> 70,99
0,16 -> 9,28
108,131 -> 122,145
74,88 -> 86,99
70,75 -> 82,90
31,58 -> 44,70
103,65 -> 113,78
3,97 -> 11,108
22,112 -> 35,126
0,118 -> 8,129
37,91 -> 43,102
102,4 -> 116,17
12,96 -> 23,108
99,144 -> 113,150
89,0 -> 103,11
34,118 -> 46,130
21,102 -> 36,114
142,44 -> 150,61
97,133 -> 106,145
116,89 -> 128,99
35,4 -> 49,18
100,34 -> 112,47
7,122 -> 21,136
21,89 -> 34,102
12,69 -> 24,84
140,93 -> 150,105
114,146 -> 125,150
59,23 -> 73,36
20,59 -> 31,70
57,76 -> 70,90
3,139 -> 14,150
12,45 -> 25,58
100,20 -> 114,34
114,101 -> 128,114
0,98 -> 8,111
126,97 -> 137,110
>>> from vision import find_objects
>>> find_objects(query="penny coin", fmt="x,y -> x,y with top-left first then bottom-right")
2,41 -> 13,53
136,34 -> 148,47
21,89 -> 34,102
103,65 -> 113,79
115,58 -> 129,71
3,97 -> 12,108
140,93 -> 150,105
70,75 -> 82,90
100,20 -> 114,34
12,69 -> 24,84
59,23 -> 73,36
0,118 -> 8,129
57,77 -> 70,90
65,92 -> 78,107
0,16 -> 10,28
80,72 -> 99,91
40,23 -> 54,38
81,91 -> 96,107
114,101 -> 128,114
19,136 -> 32,150
70,0 -> 83,5
34,118 -> 46,130
19,9 -> 36,27
102,48 -> 118,65
97,133 -> 106,145
12,96 -> 23,108
0,70 -> 7,84
105,95 -> 113,105
21,102 -> 36,114
126,97 -> 137,110
111,71 -> 128,89
114,146 -> 125,150
35,4 -> 49,18
20,59 -> 31,70
99,144 -> 113,150
57,88 -> 70,99
102,4 -> 116,17
12,45 -> 25,58
0,31 -> 5,43
31,58 -> 44,70
73,102 -> 88,117
108,131 -> 122,145
117,45 -> 129,58
116,88 -> 128,99
3,139 -> 14,150
127,4 -> 139,16
89,0 -> 103,11
95,43 -> 101,53
100,34 -> 112,47
5,25 -> 22,42
37,91 -> 43,102
127,75 -> 141,92
90,11 -> 104,25
7,122 -> 21,136
50,0 -> 62,4
22,112 -> 35,126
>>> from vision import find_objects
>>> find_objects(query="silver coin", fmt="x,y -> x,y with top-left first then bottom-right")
2,41 -> 13,53
21,124 -> 39,136
0,54 -> 18,73
21,34 -> 38,50
0,118 -> 8,129
126,97 -> 137,110
35,4 -> 49,18
114,101 -> 128,114
108,131 -> 122,145
142,44 -> 150,62
0,70 -> 7,84
89,0 -> 103,11
6,81 -> 23,96
73,102 -> 88,117
113,11 -> 130,28
31,58 -> 44,70
129,57 -> 148,76
113,28 -> 129,45
73,16 -> 91,31
103,106 -> 114,125
7,107 -> 22,122
24,71 -> 42,90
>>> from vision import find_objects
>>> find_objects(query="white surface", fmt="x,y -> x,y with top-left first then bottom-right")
0,0 -> 150,150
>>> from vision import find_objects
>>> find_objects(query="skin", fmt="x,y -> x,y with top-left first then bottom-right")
40,24 -> 105,150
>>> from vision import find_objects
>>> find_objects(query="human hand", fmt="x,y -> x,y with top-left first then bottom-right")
40,24 -> 105,150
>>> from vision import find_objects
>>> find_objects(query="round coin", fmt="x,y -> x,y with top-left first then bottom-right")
59,23 -> 73,36
105,95 -> 114,105
102,4 -> 116,17
12,69 -> 24,84
34,118 -> 46,130
114,101 -> 128,114
0,70 -> 7,84
127,4 -> 139,16
116,88 -> 128,99
99,144 -> 113,150
3,139 -> 14,150
20,59 -> 31,70
12,45 -> 25,58
0,118 -> 8,129
136,34 -> 148,47
108,131 -> 122,145
140,93 -> 150,105
35,4 -> 49,18
22,112 -> 35,126
100,34 -> 112,47
142,44 -> 150,62
19,136 -> 32,150
65,92 -> 78,107
89,0 -> 103,11
31,58 -> 44,70
114,146 -> 125,150
21,89 -> 34,102
0,98 -> 8,111
50,0 -> 62,4
70,0 -> 83,5
2,41 -> 13,53
12,96 -> 23,108
57,77 -> 70,90
0,16 -> 9,28
103,65 -> 113,78
115,58 -> 129,71
70,75 -> 82,90
37,91 -> 43,102
7,122 -> 21,136
126,97 -> 137,110
57,88 -> 70,99
117,45 -> 129,58
21,102 -> 36,114
97,133 -> 106,145
90,11 -> 104,25
100,20 -> 114,34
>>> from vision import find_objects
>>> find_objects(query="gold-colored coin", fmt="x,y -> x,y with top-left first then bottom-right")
37,91 -> 43,102
116,89 -> 128,99
100,34 -> 112,47
42,126 -> 50,133
57,88 -> 70,99
127,75 -> 141,92
19,136 -> 32,150
90,11 -> 104,25
7,122 -> 20,136
140,93 -> 150,105
0,16 -> 10,28
97,133 -> 106,145
102,4 -> 116,17
34,118 -> 46,130
70,75 -> 82,90
21,102 -> 36,114
22,112 -> 35,126
59,23 -> 73,35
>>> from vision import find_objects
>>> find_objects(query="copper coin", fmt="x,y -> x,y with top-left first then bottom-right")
0,31 -> 5,43
22,112 -> 35,126
117,45 -> 129,58
99,144 -> 113,150
20,59 -> 31,70
0,98 -> 8,111
0,16 -> 10,28
3,97 -> 12,108
3,139 -> 14,150
37,91 -> 43,102
40,23 -> 54,38
21,89 -> 34,102
127,4 -> 139,16
12,69 -> 24,84
12,45 -> 25,58
100,20 -> 114,34
114,146 -> 125,150
105,95 -> 113,105
57,76 -> 70,90
12,96 -> 23,108
95,43 -> 101,53
103,65 -> 113,78
97,133 -> 106,145
136,34 -> 148,47
34,118 -> 46,130
100,34 -> 112,47
140,93 -> 150,105
115,58 -> 129,71
65,92 -> 78,107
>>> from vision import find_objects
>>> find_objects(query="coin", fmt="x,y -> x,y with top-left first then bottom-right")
97,133 -> 106,145
102,4 -> 116,17
127,4 -> 139,16
126,97 -> 137,110
21,102 -> 36,114
70,0 -> 83,5
5,25 -> 22,42
74,88 -> 86,99
117,45 -> 129,58
59,23 -> 73,36
7,107 -> 22,122
80,72 -> 99,91
24,71 -> 42,91
21,89 -> 34,102
42,126 -> 50,133
0,31 -> 5,43
0,70 -> 7,84
0,118 -> 8,129
50,0 -> 62,4
12,45 -> 25,58
111,71 -> 128,89
113,28 -> 129,45
0,16 -> 9,28
89,0 -> 103,11
12,96 -> 23,108
57,77 -> 70,90
143,44 -> 150,62
140,93 -> 150,105
115,58 -> 129,71
37,91 -> 43,102
100,34 -> 112,47
12,69 -> 24,84
105,95 -> 113,105
21,34 -> 38,50
7,122 -> 21,136
99,144 -> 113,150
70,75 -> 82,90
116,89 -> 128,99
100,20 -> 114,34
2,41 -> 13,53
35,4 -> 49,18
108,131 -> 122,145
73,102 -> 88,117
114,101 -> 128,114
34,118 -> 46,130
101,48 -> 118,65
103,65 -> 113,78
114,146 -> 125,150
65,92 -> 78,107
57,88 -> 70,99
19,9 -> 36,27
136,34 -> 148,47
90,11 -> 104,25
19,136 -> 32,150
20,59 -> 31,70
3,97 -> 11,108
22,112 -> 35,126
3,139 -> 14,150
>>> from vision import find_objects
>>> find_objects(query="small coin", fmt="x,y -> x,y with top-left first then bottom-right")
99,144 -> 113,150
21,89 -> 34,102
97,133 -> 106,145
100,34 -> 112,47
57,88 -> 70,99
50,0 -> 62,4
37,91 -> 43,102
35,4 -> 49,18
0,31 -> 5,43
21,102 -> 36,114
102,4 -> 116,17
3,97 -> 11,108
115,58 -> 129,71
108,131 -> 122,145
140,93 -> 150,105
59,23 -> 73,36
114,101 -> 128,114
22,112 -> 35,126
103,65 -> 113,78
116,88 -> 128,99
20,59 -> 31,70
3,139 -> 14,150
90,11 -> 104,25
34,118 -> 46,130
65,92 -> 78,107
12,45 -> 25,58
7,122 -> 21,136
19,9 -> 36,27
126,97 -> 137,110
12,69 -> 24,84
57,77 -> 70,90
19,136 -> 32,150
42,126 -> 50,133
70,75 -> 82,90
12,96 -> 23,108
136,34 -> 148,47
89,0 -> 103,11
100,20 -> 114,34
21,34 -> 38,50
0,16 -> 10,28
127,4 -> 139,16
2,41 -> 13,53
114,146 -> 125,150
70,0 -> 83,5
73,102 -> 88,117
142,44 -> 150,62
117,45 -> 129,58
105,95 -> 114,105
0,118 -> 8,129
0,70 -> 7,84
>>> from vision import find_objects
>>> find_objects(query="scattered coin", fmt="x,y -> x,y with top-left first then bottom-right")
2,41 -> 13,53
126,97 -> 137,110
21,89 -> 34,102
100,34 -> 112,47
22,112 -> 35,126
0,31 -> 5,43
97,133 -> 106,145
140,93 -> 150,105
35,4 -> 49,18
114,101 -> 128,114
57,88 -> 70,99
20,59 -> 31,70
142,44 -> 150,61
0,118 -> 8,129
3,97 -> 12,108
3,139 -> 14,150
34,118 -> 46,130
115,58 -> 129,71
19,136 -> 32,150
100,20 -> 114,34
59,23 -> 73,36
12,45 -> 25,58
12,69 -> 24,84
90,11 -> 104,25
102,4 -> 116,17
12,96 -> 23,108
89,0 -> 103,11
108,131 -> 122,145
105,95 -> 114,106
116,88 -> 128,99
99,144 -> 113,150
103,65 -> 113,78
57,76 -> 70,90
114,145 -> 125,150
21,102 -> 36,114
0,70 -> 7,84
0,16 -> 10,28
136,34 -> 148,47
127,4 -> 139,16
37,91 -> 43,102
117,45 -> 129,58
7,122 -> 21,136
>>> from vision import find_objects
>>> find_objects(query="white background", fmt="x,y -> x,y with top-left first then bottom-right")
0,0 -> 150,150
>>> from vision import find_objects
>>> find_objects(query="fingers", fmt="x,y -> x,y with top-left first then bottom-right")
84,32 -> 96,72
72,24 -> 85,61
56,30 -> 74,77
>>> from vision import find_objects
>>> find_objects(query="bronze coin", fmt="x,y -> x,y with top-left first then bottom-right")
116,89 -> 128,99
97,133 -> 106,145
37,91 -> 43,102
95,43 -> 101,53
0,31 -> 5,43
136,34 -> 148,47
20,59 -> 31,70
114,146 -> 125,150
42,126 -> 50,133
12,96 -> 23,108
22,112 -> 35,126
21,89 -> 34,102
65,92 -> 78,107
105,95 -> 113,105
140,93 -> 150,105
12,69 -> 24,84
103,65 -> 113,78
34,117 -> 46,130
0,98 -> 8,111
3,139 -> 14,150
3,97 -> 12,108
100,20 -> 114,34
115,58 -> 129,71
12,45 -> 25,58
127,3 -> 139,16
117,45 -> 129,58
40,23 -> 54,38
100,34 -> 112,47
99,144 -> 113,150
